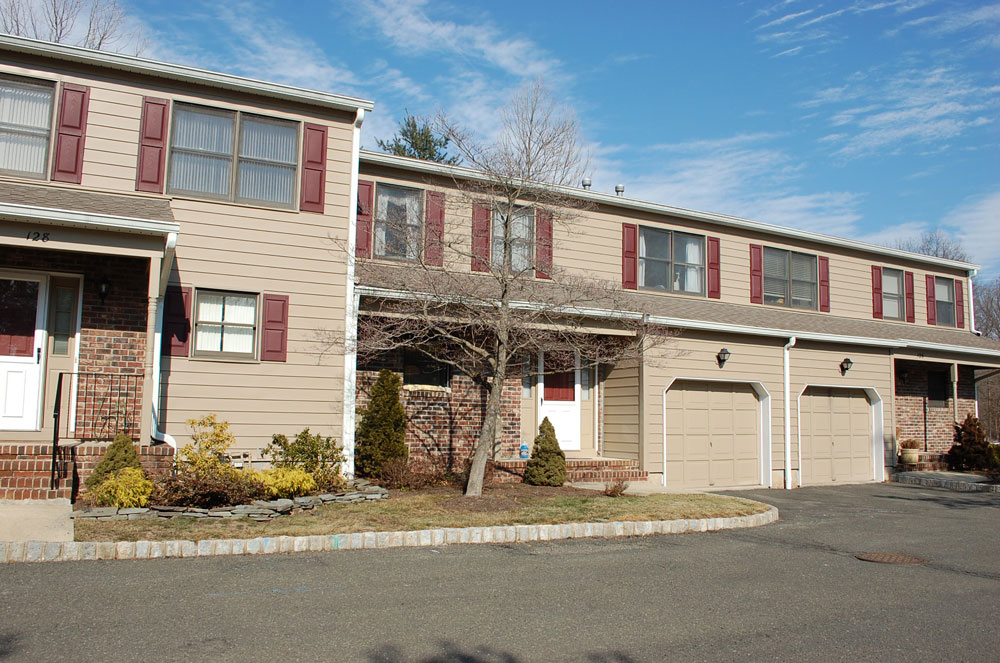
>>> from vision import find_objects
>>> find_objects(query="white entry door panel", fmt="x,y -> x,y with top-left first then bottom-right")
0,274 -> 47,431
537,353 -> 581,451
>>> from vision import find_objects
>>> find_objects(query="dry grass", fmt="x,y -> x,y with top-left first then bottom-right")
74,485 -> 770,542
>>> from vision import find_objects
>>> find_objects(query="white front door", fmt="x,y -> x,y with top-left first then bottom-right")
0,274 -> 47,431
537,352 -> 581,451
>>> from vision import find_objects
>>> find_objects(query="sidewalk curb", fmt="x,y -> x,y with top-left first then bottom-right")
1,506 -> 778,564
892,474 -> 1000,493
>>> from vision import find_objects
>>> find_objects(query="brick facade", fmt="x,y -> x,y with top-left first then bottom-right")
357,350 -> 521,473
0,246 -> 148,441
0,442 -> 173,500
894,360 -> 977,453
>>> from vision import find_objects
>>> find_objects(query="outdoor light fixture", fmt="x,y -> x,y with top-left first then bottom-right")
716,348 -> 731,368
840,357 -> 853,375
97,276 -> 112,304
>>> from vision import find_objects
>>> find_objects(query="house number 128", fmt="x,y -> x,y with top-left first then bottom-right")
26,231 -> 50,242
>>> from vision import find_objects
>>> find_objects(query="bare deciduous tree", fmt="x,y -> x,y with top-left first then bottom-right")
356,81 -> 673,496
895,229 -> 971,263
0,0 -> 143,53
973,276 -> 1000,439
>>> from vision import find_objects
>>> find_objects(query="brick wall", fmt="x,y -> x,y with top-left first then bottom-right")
0,246 -> 148,441
895,360 -> 977,453
357,351 -> 521,473
0,442 -> 173,500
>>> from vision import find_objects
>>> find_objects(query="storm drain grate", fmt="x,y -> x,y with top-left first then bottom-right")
855,552 -> 926,565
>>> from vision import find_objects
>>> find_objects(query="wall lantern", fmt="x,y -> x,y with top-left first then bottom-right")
97,276 -> 112,304
716,348 -> 731,368
840,357 -> 853,375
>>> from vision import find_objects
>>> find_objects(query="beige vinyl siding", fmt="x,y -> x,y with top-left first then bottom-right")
601,360 -> 641,461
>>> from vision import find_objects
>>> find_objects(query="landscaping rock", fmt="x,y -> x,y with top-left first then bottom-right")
72,507 -> 118,519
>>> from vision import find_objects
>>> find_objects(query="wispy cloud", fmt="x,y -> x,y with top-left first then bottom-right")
355,0 -> 561,79
946,190 -> 1000,275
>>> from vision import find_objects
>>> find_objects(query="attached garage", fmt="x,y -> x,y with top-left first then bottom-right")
799,387 -> 874,485
664,381 -> 763,489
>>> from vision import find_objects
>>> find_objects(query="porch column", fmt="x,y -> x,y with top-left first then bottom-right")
140,256 -> 161,445
951,362 -> 959,423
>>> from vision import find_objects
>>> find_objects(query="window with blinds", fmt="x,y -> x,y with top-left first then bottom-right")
168,104 -> 298,207
934,277 -> 955,327
882,268 -> 904,320
763,247 -> 817,309
0,77 -> 54,178
194,290 -> 258,358
492,207 -> 534,273
638,227 -> 705,295
375,184 -> 423,261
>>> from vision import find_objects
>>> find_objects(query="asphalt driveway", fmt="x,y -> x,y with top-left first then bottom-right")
1,482 -> 997,662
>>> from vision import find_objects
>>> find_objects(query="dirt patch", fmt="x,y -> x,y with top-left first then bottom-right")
438,496 -> 522,512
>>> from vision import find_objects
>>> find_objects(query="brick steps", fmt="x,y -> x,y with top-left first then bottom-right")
898,452 -> 949,472
490,458 -> 647,484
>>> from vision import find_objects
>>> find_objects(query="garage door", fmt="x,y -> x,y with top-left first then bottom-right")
800,387 -> 872,485
665,381 -> 760,489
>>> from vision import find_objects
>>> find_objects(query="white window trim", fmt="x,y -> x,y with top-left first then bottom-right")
192,289 -> 260,360
638,226 -> 707,296
881,267 -> 905,321
373,183 -> 424,262
0,75 -> 56,180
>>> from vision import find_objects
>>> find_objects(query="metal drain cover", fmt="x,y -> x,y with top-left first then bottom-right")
856,552 -> 926,565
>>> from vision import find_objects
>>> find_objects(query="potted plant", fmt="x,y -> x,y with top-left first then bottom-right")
899,439 -> 921,466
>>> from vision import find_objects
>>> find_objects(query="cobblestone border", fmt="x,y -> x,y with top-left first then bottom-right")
892,473 -> 1000,493
1,506 -> 778,563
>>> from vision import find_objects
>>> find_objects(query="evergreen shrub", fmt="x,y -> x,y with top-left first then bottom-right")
524,417 -> 567,487
948,414 -> 1000,480
85,432 -> 141,491
355,369 -> 408,478
91,467 -> 153,508
264,428 -> 346,491
255,467 -> 317,499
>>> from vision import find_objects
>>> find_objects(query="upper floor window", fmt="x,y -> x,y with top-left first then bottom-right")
375,184 -> 422,261
764,247 -> 817,309
639,227 -> 705,294
0,77 -> 54,179
492,207 -> 534,272
882,268 -> 904,320
934,277 -> 955,327
193,290 -> 258,359
168,104 -> 298,207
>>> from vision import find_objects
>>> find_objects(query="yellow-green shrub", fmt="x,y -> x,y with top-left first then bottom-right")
91,467 -> 153,508
178,414 -> 237,476
254,467 -> 317,499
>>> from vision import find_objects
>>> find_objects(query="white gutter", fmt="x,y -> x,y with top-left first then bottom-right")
341,108 -> 365,478
0,201 -> 180,236
150,232 -> 178,449
783,337 -> 796,489
968,269 -> 980,335
356,285 -> 1000,359
0,34 -> 373,113
359,150 -> 979,273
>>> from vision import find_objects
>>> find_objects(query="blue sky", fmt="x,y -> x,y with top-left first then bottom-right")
129,0 -> 998,274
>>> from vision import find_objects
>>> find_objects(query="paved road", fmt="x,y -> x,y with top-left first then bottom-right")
1,483 -> 997,662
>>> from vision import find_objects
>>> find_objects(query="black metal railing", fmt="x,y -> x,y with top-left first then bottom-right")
50,372 -> 143,495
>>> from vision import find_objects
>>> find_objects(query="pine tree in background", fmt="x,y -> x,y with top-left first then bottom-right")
375,112 -> 461,165
355,369 -> 408,478
947,413 -> 999,476
524,417 -> 567,486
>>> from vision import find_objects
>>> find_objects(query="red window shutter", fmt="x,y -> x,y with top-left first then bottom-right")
300,123 -> 327,213
871,265 -> 883,319
622,223 -> 638,289
749,244 -> 763,304
261,294 -> 289,362
535,209 -> 553,279
471,204 -> 491,272
955,279 -> 965,328
162,286 -> 191,357
356,179 -> 374,258
818,256 -> 830,312
904,271 -> 915,322
925,274 -> 937,325
51,83 -> 90,184
424,191 -> 445,267
706,236 -> 721,298
136,97 -> 169,193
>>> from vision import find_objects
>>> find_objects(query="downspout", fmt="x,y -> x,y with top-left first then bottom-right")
783,336 -> 796,489
150,232 -> 178,449
968,269 -> 980,335
342,108 -> 365,478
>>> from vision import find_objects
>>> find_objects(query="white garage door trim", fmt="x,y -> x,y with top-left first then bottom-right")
661,378 -> 772,489
796,384 -> 885,486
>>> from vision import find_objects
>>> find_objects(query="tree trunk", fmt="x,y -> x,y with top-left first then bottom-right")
465,375 -> 505,496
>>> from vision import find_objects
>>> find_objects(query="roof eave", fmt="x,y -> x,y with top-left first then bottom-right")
0,201 -> 180,235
